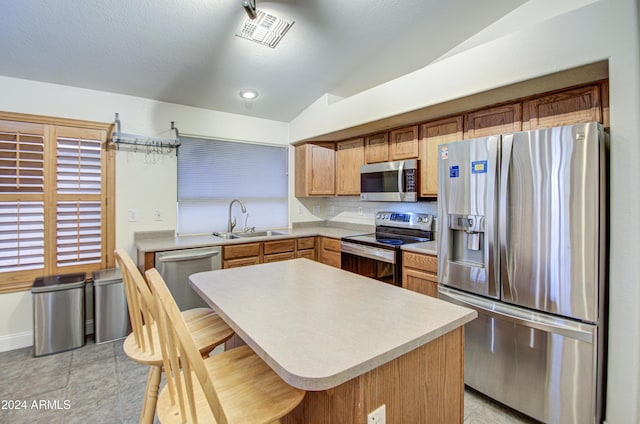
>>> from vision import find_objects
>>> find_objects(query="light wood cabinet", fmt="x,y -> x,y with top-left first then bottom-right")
419,116 -> 463,197
223,243 -> 261,268
364,132 -> 389,163
389,125 -> 419,160
263,239 -> 296,263
319,237 -> 341,268
523,84 -> 603,130
402,251 -> 438,297
295,143 -> 335,196
296,237 -> 316,260
336,138 -> 364,195
464,103 -> 522,139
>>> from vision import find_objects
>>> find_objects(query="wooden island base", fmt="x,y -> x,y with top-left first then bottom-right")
281,327 -> 464,424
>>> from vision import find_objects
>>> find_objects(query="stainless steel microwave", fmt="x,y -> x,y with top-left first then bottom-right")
360,159 -> 418,202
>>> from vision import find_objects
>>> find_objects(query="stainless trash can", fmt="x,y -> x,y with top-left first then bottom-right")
93,268 -> 131,344
32,273 -> 86,357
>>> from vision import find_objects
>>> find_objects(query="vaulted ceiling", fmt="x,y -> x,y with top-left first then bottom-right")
1,0 -> 527,122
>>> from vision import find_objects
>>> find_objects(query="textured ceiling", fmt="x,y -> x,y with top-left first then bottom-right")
0,0 -> 526,122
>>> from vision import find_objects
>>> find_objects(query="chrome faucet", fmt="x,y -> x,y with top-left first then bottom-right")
227,199 -> 247,233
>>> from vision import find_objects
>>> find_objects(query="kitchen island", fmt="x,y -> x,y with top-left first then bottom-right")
189,258 -> 476,423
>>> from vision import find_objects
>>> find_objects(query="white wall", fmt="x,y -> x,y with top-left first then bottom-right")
289,1 -> 640,422
0,76 -> 290,349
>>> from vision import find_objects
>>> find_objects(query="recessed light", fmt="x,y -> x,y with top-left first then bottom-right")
239,89 -> 259,100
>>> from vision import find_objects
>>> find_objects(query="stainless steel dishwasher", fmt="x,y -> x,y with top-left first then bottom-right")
155,246 -> 221,310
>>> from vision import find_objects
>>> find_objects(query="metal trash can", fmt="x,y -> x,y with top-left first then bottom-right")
32,273 -> 86,357
93,268 -> 131,344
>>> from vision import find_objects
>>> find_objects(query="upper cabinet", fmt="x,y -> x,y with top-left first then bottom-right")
294,81 -> 609,200
464,103 -> 522,139
336,138 -> 364,195
419,116 -> 463,197
364,132 -> 389,164
523,84 -> 603,130
295,143 -> 335,196
389,125 -> 419,160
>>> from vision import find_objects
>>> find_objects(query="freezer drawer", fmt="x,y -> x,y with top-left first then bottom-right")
439,287 -> 603,424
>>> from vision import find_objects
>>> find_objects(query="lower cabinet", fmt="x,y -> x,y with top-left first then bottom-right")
223,236 -> 318,268
319,237 -> 341,268
402,251 -> 438,297
223,243 -> 261,269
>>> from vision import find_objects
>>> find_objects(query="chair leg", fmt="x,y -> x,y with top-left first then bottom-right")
139,365 -> 162,424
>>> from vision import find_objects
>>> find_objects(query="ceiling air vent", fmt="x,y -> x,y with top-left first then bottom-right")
236,10 -> 294,48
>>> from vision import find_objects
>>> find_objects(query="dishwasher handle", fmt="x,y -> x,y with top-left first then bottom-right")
156,248 -> 221,263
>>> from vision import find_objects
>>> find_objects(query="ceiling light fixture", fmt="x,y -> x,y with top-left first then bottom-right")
241,0 -> 257,20
239,89 -> 259,100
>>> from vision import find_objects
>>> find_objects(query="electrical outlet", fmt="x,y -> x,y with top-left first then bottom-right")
127,209 -> 137,222
312,205 -> 321,214
358,206 -> 364,215
154,209 -> 162,221
368,404 -> 386,424
297,205 -> 303,215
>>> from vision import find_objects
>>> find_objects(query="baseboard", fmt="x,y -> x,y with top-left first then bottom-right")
0,331 -> 32,352
0,319 -> 94,353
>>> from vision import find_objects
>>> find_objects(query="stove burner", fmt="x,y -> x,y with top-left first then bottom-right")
377,238 -> 404,246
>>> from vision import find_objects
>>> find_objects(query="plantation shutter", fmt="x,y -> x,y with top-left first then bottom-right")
0,116 -> 113,293
0,122 -> 46,276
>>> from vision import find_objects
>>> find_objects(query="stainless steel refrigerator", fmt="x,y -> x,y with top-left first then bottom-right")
437,122 -> 607,424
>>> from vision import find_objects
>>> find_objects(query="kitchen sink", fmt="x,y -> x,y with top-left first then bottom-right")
235,230 -> 286,238
212,232 -> 240,239
212,230 -> 287,240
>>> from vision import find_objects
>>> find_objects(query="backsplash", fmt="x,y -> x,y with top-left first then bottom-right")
296,196 -> 437,226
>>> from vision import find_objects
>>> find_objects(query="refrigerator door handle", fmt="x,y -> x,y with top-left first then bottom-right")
499,134 -> 513,301
439,287 -> 594,344
397,160 -> 405,198
485,136 -> 500,297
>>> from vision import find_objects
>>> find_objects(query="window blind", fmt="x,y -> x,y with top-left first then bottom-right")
177,137 -> 288,235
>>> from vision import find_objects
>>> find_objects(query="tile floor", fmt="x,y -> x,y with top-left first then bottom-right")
0,337 -> 538,423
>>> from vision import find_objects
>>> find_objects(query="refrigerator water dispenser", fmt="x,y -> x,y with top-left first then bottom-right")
448,214 -> 485,266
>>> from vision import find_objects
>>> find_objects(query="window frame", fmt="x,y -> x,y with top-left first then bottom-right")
0,112 -> 115,293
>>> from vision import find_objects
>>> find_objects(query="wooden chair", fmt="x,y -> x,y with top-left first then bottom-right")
146,267 -> 306,424
114,248 -> 235,424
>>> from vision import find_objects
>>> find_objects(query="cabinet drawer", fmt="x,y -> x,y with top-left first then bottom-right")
223,243 -> 261,260
264,252 -> 296,263
296,249 -> 315,260
263,239 -> 295,255
223,256 -> 260,268
296,237 -> 315,250
403,252 -> 438,273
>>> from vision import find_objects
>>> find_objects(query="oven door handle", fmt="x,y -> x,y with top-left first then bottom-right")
340,241 -> 396,264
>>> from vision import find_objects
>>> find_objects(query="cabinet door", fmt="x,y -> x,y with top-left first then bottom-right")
223,243 -> 261,260
464,104 -> 522,139
295,143 -> 335,196
419,116 -> 463,197
223,256 -> 261,269
389,125 -> 419,160
523,84 -> 602,130
319,237 -> 341,268
365,132 -> 389,163
296,249 -> 315,260
403,267 -> 438,297
336,138 -> 364,195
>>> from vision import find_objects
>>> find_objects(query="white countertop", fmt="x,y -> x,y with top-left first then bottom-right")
401,240 -> 438,255
135,226 -> 369,253
189,258 -> 475,391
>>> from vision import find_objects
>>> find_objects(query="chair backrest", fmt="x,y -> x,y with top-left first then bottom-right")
114,248 -> 157,354
146,267 -> 227,424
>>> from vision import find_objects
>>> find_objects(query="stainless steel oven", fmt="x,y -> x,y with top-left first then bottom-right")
341,211 -> 432,286
360,160 -> 418,202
